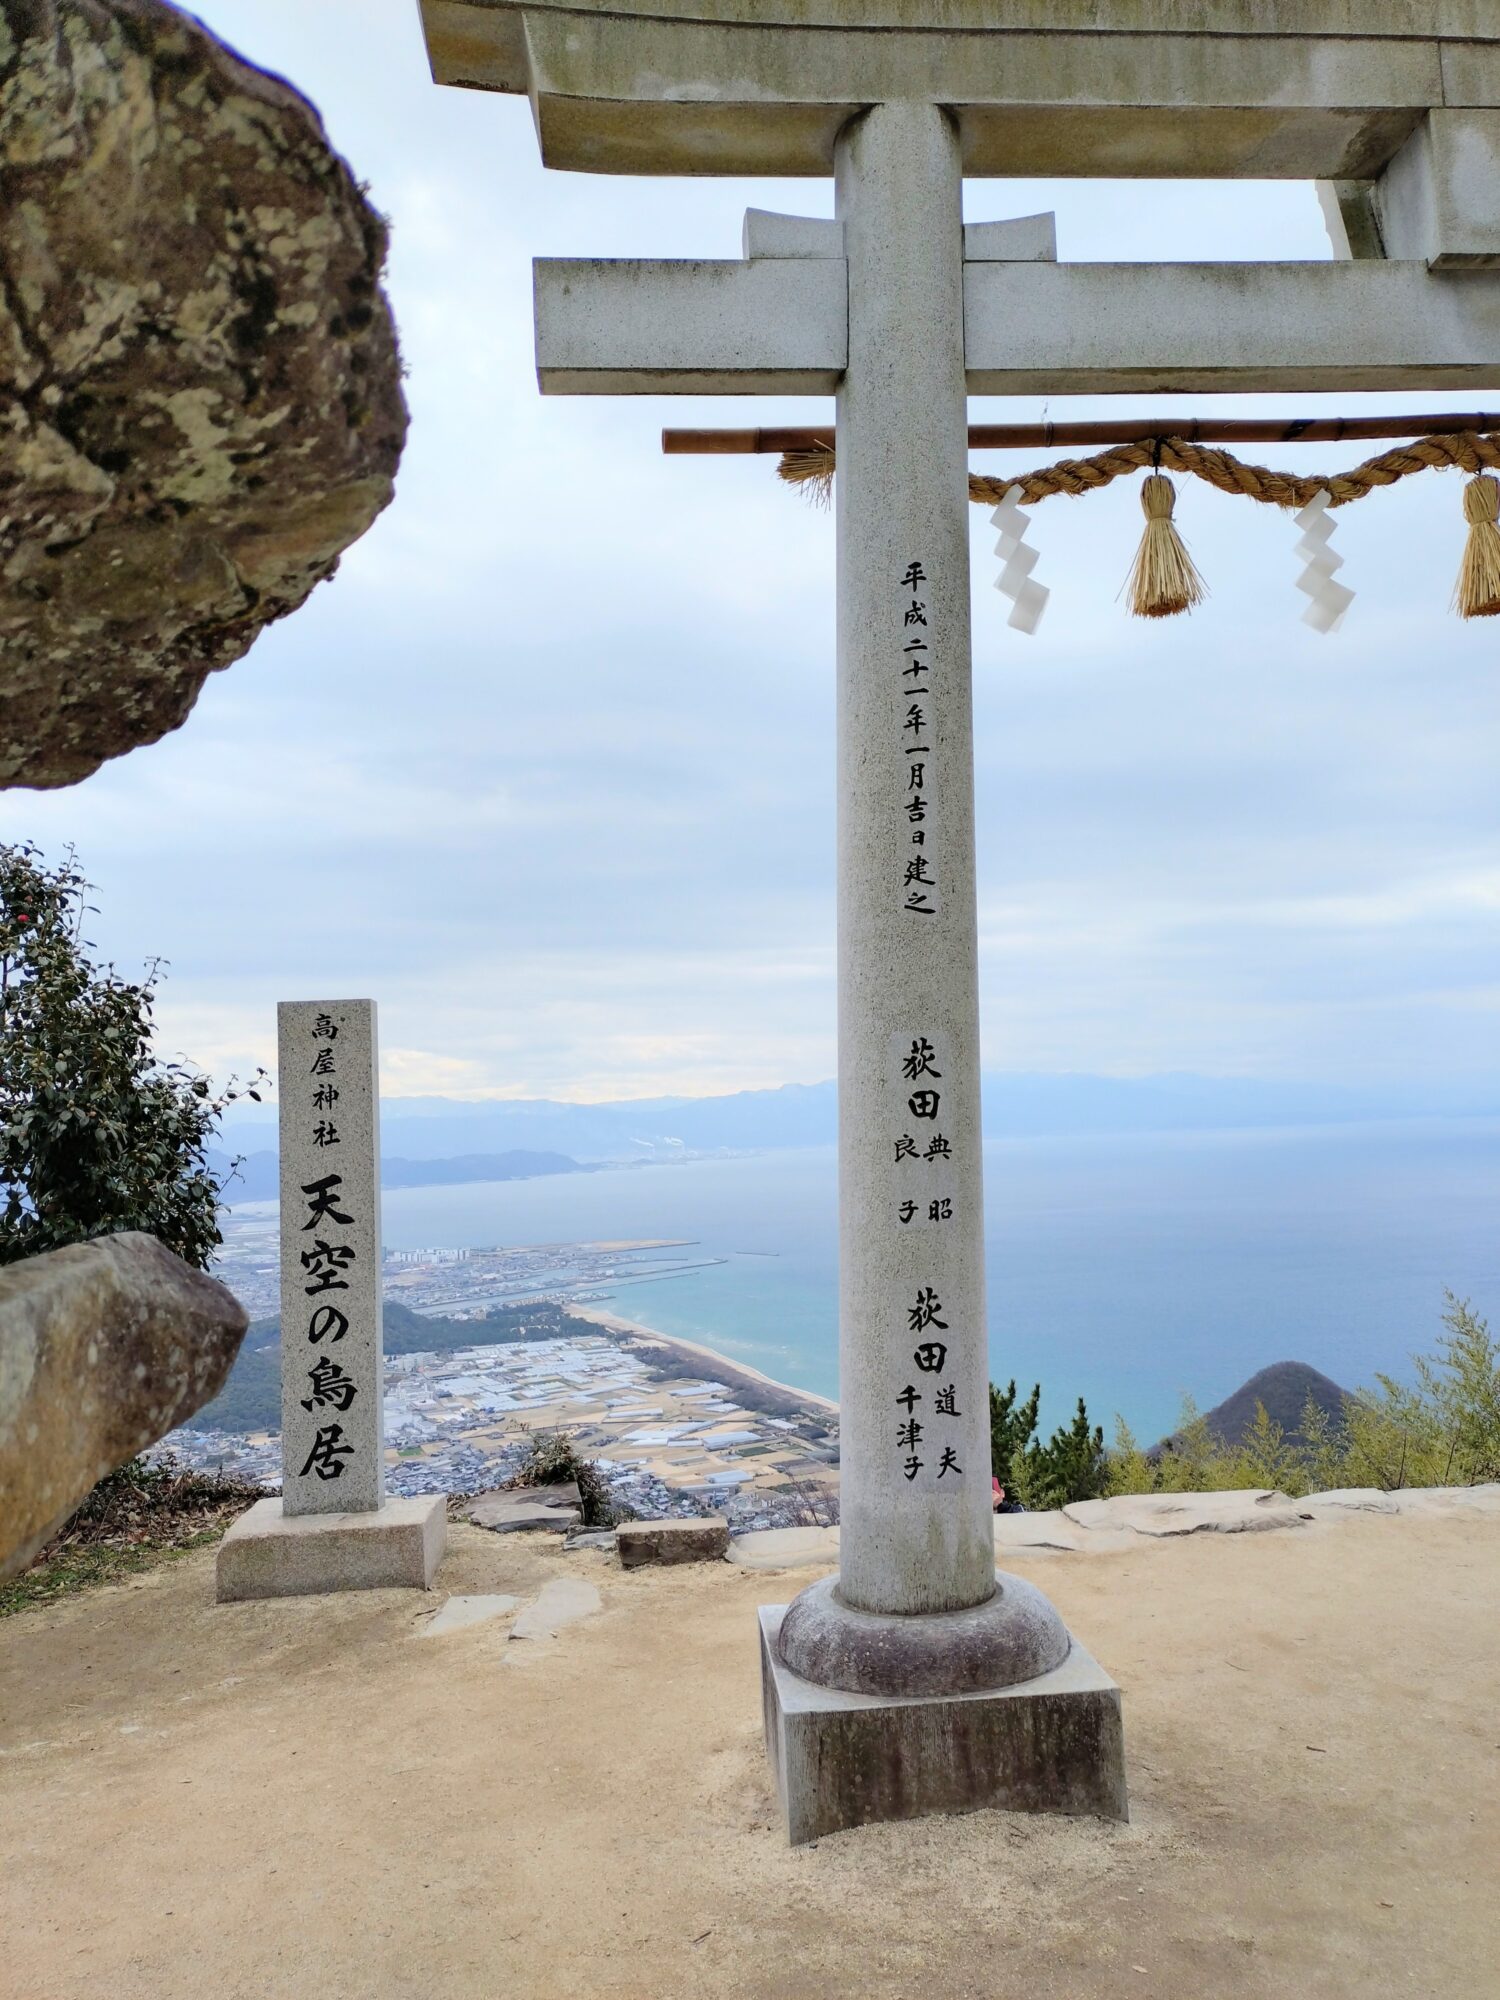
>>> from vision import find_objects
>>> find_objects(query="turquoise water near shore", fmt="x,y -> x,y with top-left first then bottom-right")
373,1122 -> 1500,1441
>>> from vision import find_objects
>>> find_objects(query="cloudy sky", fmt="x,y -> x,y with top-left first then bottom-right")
5,1 -> 1500,1105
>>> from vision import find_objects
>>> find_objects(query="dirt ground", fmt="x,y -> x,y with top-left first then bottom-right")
1,1513 -> 1496,2000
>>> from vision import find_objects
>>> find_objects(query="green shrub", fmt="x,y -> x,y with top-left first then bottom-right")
989,1382 -> 1107,1507
510,1428 -> 616,1526
988,1379 -> 1040,1491
0,842 -> 263,1270
1096,1291 -> 1499,1497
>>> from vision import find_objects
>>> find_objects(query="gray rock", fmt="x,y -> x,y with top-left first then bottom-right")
0,1232 -> 248,1578
617,1515 -> 730,1568
563,1525 -> 618,1552
0,0 -> 406,790
1387,1482 -> 1500,1515
464,1481 -> 583,1534
1062,1489 -> 1307,1537
1301,1487 -> 1400,1516
728,1525 -> 840,1571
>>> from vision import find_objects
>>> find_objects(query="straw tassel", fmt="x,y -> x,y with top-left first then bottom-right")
1455,474 -> 1500,618
1126,473 -> 1206,618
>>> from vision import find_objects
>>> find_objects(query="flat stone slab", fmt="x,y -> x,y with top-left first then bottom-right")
564,1527 -> 618,1553
759,1606 -> 1127,1846
465,1483 -> 582,1534
732,1489 -> 1500,1572
215,1495 -> 446,1602
992,1511 -> 1099,1553
510,1578 -> 603,1643
1301,1488 -> 1400,1517
617,1517 -> 729,1568
732,1517 -> 1115,1568
1063,1490 -> 1308,1537
1388,1482 -> 1500,1516
729,1526 -> 840,1572
417,1593 -> 520,1638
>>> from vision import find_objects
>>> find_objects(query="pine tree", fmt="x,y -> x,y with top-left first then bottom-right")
1236,1399 -> 1306,1496
1019,1397 -> 1107,1509
1296,1393 -> 1351,1493
1106,1414 -> 1156,1495
1415,1291 -> 1500,1485
988,1378 -> 1041,1490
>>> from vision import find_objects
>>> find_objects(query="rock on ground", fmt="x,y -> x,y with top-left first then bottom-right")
464,1483 -> 583,1534
0,1231 -> 248,1577
617,1516 -> 730,1567
0,0 -> 407,789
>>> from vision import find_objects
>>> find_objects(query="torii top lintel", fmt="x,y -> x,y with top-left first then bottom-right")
419,1 -> 1499,179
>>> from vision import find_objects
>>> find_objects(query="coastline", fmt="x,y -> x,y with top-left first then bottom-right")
566,1304 -> 839,1419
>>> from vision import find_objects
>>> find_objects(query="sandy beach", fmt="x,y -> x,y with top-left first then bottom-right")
567,1304 -> 840,1418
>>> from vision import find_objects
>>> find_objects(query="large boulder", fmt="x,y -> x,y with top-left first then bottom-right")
0,1231 -> 248,1578
0,0 -> 407,789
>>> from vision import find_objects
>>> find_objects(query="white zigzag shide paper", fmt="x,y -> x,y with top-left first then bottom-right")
1294,489 -> 1355,635
991,487 -> 1050,636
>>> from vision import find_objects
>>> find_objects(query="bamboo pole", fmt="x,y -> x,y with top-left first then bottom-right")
662,414 -> 1500,456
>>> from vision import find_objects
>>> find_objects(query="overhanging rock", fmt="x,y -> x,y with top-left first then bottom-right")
0,0 -> 407,790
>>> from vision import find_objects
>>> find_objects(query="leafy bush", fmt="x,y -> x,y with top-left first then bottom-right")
0,843 -> 263,1270
510,1428 -> 616,1526
1102,1291 -> 1500,1498
2,1451 -> 268,1615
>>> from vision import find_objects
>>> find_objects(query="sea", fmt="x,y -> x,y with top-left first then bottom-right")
369,1120 -> 1500,1443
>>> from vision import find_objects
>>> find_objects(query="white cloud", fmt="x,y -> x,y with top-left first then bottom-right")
4,0 -> 1499,1101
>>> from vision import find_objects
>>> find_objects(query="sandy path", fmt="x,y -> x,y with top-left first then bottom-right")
1,1514 -> 1496,2000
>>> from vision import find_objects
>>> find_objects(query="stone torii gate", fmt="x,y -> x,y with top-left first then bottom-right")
418,1 -> 1500,1843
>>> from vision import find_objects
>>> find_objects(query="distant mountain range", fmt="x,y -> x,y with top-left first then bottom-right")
215,1072 -> 1499,1188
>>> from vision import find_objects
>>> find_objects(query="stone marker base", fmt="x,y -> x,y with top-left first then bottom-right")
758,1606 -> 1127,1846
215,1495 -> 446,1602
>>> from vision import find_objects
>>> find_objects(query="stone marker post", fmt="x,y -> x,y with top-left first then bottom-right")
278,1001 -> 384,1515
216,999 -> 445,1601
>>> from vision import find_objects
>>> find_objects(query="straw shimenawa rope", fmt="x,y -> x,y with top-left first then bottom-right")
778,429 -> 1500,511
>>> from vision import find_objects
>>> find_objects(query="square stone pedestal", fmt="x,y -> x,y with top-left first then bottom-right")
216,1495 -> 446,1602
759,1606 -> 1127,1845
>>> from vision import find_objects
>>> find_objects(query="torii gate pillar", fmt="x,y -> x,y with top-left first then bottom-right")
756,102 -> 1126,1842
419,0 -> 1500,1842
